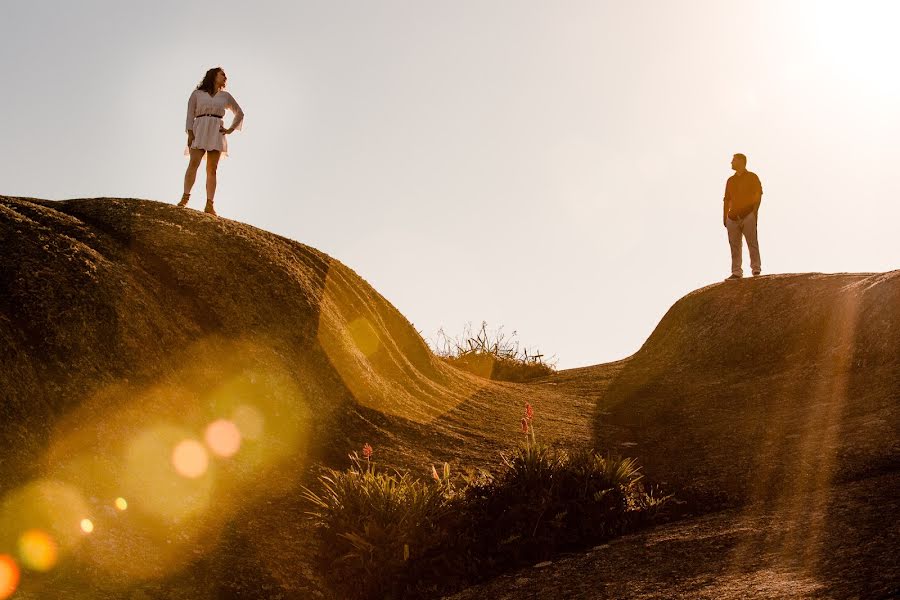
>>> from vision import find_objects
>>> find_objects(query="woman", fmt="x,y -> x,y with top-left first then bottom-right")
179,67 -> 244,216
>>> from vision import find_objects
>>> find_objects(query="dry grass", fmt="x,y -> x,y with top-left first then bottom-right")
432,321 -> 556,382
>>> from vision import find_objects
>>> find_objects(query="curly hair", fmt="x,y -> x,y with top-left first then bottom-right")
196,67 -> 224,95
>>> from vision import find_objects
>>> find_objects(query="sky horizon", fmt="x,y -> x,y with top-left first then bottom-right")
2,1 -> 899,369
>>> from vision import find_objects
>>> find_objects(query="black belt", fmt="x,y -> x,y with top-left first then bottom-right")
195,114 -> 222,119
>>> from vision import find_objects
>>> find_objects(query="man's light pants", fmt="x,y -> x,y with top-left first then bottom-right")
726,212 -> 761,277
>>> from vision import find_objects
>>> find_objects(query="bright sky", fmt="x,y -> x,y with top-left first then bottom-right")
2,1 -> 898,369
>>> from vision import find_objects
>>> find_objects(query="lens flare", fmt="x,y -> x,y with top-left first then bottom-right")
0,555 -> 20,599
317,265 -> 468,424
18,529 -> 58,572
204,419 -> 242,457
80,519 -> 94,534
114,497 -> 128,511
231,404 -> 264,441
348,317 -> 380,357
124,426 -> 214,524
172,439 -> 209,479
0,480 -> 89,568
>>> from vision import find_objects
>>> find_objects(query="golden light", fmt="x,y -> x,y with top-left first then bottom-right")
124,425 -> 214,524
172,439 -> 209,479
80,519 -> 94,534
203,365 -> 310,480
231,404 -> 264,441
317,265 -> 469,425
348,317 -> 381,357
18,529 -> 58,572
204,419 -> 242,457
31,340 -> 312,583
0,555 -> 19,600
0,480 -> 90,561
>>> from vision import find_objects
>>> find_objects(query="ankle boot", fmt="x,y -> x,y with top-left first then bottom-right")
204,199 -> 217,216
177,193 -> 190,208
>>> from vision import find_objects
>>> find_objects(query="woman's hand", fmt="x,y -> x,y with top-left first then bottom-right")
187,132 -> 195,146
220,126 -> 234,135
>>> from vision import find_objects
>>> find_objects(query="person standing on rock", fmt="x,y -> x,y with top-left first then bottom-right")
179,67 -> 244,216
722,153 -> 763,280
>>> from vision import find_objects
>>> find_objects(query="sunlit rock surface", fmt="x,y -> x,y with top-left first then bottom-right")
1,196 -> 897,598
0,196 -> 485,597
591,270 -> 900,504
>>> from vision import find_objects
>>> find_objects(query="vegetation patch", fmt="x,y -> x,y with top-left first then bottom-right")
302,406 -> 668,599
432,321 -> 556,382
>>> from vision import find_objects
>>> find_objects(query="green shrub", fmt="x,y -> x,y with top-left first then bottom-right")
301,444 -> 669,599
300,453 -> 455,599
456,445 -> 667,571
432,322 -> 556,382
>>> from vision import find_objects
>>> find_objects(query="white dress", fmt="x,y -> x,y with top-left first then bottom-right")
185,89 -> 244,156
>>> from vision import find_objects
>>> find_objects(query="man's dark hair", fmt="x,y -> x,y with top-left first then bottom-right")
733,153 -> 747,166
196,67 -> 224,95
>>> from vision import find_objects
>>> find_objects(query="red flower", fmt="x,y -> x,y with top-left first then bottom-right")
362,443 -> 373,459
525,402 -> 534,421
521,417 -> 529,434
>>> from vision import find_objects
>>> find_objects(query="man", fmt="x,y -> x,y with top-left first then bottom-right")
722,153 -> 763,280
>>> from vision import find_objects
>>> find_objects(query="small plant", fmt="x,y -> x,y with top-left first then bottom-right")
521,401 -> 536,448
431,461 -> 451,487
432,322 -> 557,382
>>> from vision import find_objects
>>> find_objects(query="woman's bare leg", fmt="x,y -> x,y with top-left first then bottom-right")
178,148 -> 206,208
205,151 -> 221,202
204,151 -> 222,215
182,149 -> 206,203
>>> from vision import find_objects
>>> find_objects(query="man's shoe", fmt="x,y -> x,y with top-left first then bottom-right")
725,274 -> 743,281
752,271 -> 761,277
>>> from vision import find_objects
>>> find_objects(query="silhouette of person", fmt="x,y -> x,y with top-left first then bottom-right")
722,153 -> 762,280
179,67 -> 244,216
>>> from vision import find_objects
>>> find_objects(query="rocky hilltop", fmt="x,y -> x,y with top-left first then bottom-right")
1,196 -> 897,598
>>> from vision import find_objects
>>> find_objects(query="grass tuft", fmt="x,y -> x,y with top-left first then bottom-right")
432,321 -> 556,382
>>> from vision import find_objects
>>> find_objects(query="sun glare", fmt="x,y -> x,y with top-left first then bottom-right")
124,425 -> 215,524
348,317 -> 380,357
0,479 -> 90,569
231,404 -> 264,441
18,529 -> 58,572
80,519 -> 94,534
0,555 -> 19,600
205,419 -> 242,457
114,497 -> 128,511
809,0 -> 900,95
172,439 -> 209,479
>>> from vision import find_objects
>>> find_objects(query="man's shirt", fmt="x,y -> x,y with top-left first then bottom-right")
724,171 -> 763,218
